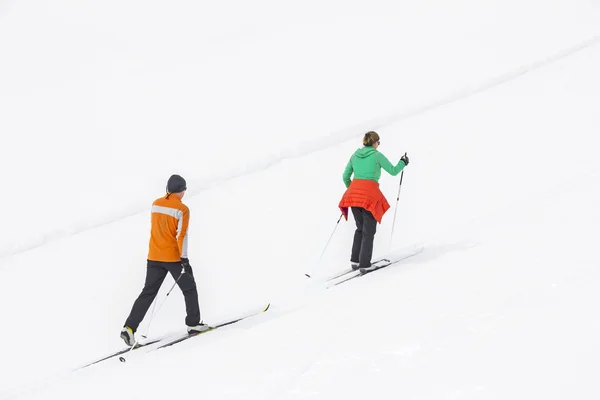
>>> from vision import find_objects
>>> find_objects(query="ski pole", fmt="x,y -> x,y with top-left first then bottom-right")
140,296 -> 159,339
389,152 -> 407,248
120,267 -> 186,362
305,213 -> 343,278
140,267 -> 185,340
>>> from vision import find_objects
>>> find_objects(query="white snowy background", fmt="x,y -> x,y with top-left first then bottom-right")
1,0 -> 600,399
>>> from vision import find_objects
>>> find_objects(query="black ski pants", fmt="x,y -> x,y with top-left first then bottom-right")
351,207 -> 378,268
124,260 -> 201,332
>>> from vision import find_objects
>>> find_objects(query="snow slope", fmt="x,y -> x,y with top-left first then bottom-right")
1,0 -> 600,399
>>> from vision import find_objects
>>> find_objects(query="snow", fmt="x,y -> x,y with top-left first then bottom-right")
1,0 -> 600,399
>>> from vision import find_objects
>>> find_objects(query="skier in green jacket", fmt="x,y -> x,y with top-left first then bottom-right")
339,131 -> 409,270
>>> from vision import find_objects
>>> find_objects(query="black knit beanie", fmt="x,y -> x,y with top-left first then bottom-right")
166,174 -> 187,193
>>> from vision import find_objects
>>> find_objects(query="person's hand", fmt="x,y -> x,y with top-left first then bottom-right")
181,258 -> 191,273
401,154 -> 409,166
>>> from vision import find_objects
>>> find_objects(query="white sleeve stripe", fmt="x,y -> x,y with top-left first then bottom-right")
177,213 -> 183,237
152,205 -> 183,220
181,233 -> 189,258
175,208 -> 188,258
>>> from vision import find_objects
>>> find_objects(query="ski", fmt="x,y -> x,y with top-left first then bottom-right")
323,258 -> 391,282
77,304 -> 270,368
330,247 -> 424,287
151,303 -> 271,351
75,337 -> 164,370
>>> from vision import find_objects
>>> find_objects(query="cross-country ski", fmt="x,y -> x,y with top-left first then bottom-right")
328,247 -> 424,287
78,303 -> 271,368
150,303 -> 271,352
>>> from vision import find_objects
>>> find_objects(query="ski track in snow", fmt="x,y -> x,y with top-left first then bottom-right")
1,33 -> 598,262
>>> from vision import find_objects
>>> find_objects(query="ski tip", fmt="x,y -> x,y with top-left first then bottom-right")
263,303 -> 271,312
304,273 -> 311,278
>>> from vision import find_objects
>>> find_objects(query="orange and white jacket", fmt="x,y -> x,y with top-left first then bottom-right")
147,194 -> 189,262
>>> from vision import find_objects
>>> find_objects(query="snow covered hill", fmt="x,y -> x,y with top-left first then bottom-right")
1,1 -> 600,399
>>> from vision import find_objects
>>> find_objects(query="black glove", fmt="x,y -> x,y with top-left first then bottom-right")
180,258 -> 191,273
401,154 -> 409,166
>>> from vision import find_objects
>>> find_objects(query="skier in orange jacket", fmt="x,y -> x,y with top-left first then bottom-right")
120,174 -> 206,346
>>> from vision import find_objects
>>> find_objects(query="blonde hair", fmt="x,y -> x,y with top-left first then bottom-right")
363,131 -> 380,147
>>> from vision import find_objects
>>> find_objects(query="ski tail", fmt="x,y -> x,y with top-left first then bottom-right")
74,337 -> 163,370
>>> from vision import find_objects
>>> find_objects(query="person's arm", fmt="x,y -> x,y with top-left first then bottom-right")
343,157 -> 354,188
378,152 -> 406,176
177,206 -> 190,259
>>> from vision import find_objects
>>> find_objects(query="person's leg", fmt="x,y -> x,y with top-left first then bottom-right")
167,262 -> 201,327
350,207 -> 364,266
124,261 -> 168,332
358,209 -> 378,268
